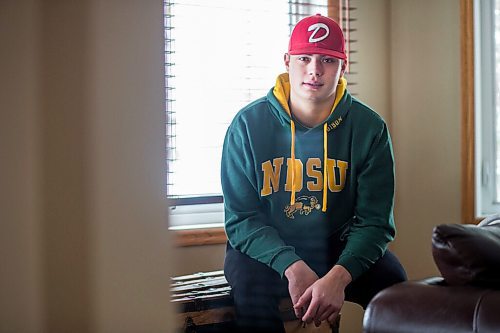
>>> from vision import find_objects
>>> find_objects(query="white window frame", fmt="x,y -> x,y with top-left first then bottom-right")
168,202 -> 224,230
475,0 -> 500,215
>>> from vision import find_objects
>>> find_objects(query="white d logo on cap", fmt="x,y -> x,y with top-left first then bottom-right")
308,23 -> 329,43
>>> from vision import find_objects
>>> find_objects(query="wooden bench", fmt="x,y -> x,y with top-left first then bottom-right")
171,270 -> 340,333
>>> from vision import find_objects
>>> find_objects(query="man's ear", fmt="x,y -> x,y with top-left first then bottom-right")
340,59 -> 348,76
284,53 -> 290,71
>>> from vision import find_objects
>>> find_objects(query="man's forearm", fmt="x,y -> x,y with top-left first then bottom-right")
284,260 -> 307,280
324,264 -> 352,288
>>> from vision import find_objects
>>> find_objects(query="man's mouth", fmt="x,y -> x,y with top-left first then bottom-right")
303,82 -> 324,88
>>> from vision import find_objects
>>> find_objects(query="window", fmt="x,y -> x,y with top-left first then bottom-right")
165,0 -> 355,232
473,0 -> 500,217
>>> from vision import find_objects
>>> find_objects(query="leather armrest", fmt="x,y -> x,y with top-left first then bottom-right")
432,222 -> 500,287
363,281 -> 500,333
416,276 -> 446,286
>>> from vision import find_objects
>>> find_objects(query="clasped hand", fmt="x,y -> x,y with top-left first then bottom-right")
285,261 -> 352,327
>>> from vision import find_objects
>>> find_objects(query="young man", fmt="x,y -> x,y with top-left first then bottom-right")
221,14 -> 406,333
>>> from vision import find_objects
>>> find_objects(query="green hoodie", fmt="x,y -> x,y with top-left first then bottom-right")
221,73 -> 395,280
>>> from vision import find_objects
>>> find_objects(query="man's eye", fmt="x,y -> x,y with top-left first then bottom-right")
298,57 -> 310,62
323,58 -> 336,63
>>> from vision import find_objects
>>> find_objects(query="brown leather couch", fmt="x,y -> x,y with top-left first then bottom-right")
363,215 -> 500,333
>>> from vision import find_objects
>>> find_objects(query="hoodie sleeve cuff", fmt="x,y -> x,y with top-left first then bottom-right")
270,251 -> 302,278
336,253 -> 367,281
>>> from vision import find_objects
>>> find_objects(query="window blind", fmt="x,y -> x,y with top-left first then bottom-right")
331,0 -> 357,93
165,0 -> 356,205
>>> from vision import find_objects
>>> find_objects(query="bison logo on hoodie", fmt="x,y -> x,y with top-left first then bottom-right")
284,195 -> 321,219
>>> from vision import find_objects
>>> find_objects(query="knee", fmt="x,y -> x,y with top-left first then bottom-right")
224,249 -> 284,300
371,250 -> 407,285
226,267 -> 283,302
384,252 -> 407,284
345,252 -> 407,308
227,271 -> 260,299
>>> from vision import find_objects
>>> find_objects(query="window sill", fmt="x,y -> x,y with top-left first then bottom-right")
171,226 -> 227,247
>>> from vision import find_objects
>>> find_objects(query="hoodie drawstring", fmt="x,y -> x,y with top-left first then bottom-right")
290,120 -> 296,205
322,123 -> 328,212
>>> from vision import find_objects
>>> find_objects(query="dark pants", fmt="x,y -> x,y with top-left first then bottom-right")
224,242 -> 407,333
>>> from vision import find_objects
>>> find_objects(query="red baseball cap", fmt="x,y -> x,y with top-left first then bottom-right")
288,14 -> 346,60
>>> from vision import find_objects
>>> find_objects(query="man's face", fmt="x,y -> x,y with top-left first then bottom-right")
285,54 -> 344,105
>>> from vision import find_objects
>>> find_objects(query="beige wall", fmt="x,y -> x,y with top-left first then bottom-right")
348,0 -> 391,122
1,1 -> 43,331
0,1 -> 172,332
389,0 -> 461,279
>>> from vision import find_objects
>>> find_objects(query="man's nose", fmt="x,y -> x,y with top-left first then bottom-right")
308,59 -> 323,77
